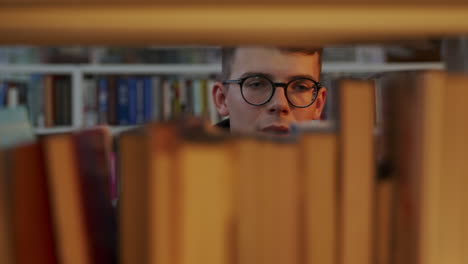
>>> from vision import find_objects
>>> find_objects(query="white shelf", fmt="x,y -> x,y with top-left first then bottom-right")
0,62 -> 445,75
34,125 -> 141,135
81,64 -> 221,74
35,126 -> 76,135
0,64 -> 79,74
108,125 -> 141,135
0,64 -> 221,75
322,62 -> 445,73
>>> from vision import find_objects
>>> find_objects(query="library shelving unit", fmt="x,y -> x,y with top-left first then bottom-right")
0,63 -> 222,134
0,0 -> 464,137
1,2 -> 468,264
0,61 -> 444,134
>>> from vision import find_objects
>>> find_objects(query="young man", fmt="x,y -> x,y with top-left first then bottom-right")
212,46 -> 326,137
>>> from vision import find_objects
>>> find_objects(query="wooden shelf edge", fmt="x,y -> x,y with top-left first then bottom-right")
1,5 -> 468,45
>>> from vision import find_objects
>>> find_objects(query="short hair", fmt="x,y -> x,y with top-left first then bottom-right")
221,47 -> 323,80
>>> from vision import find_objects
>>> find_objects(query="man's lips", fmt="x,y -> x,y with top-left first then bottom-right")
261,125 -> 291,135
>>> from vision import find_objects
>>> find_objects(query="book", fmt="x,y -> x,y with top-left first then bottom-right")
73,128 -> 117,263
0,150 -> 14,264
10,143 -> 57,264
118,129 -> 150,264
97,76 -> 108,124
142,76 -> 152,122
234,137 -> 259,264
176,125 -> 234,264
381,71 -> 444,264
374,79 -> 395,264
162,78 -> 172,120
127,77 -> 137,125
298,123 -> 337,264
339,79 -> 376,264
43,134 -> 92,264
53,75 -> 72,126
237,136 -> 300,264
0,82 -> 8,107
148,122 -> 178,264
438,73 -> 468,264
151,76 -> 162,121
107,75 -> 118,125
44,75 -> 54,127
192,79 -> 203,116
83,76 -> 98,127
117,77 -> 130,125
28,74 -> 44,126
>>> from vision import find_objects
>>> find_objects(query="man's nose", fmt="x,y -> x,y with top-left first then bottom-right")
267,87 -> 290,115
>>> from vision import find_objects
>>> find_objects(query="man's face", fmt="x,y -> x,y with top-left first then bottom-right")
215,47 -> 326,136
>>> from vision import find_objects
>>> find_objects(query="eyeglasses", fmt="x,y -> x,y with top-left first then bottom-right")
222,75 -> 323,108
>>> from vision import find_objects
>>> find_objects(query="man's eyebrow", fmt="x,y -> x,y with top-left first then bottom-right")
288,74 -> 318,81
238,72 -> 274,79
237,72 -> 319,82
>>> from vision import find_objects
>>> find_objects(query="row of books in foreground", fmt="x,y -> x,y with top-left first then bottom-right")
1,70 -> 467,264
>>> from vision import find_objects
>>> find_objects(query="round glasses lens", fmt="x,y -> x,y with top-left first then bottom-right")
287,79 -> 317,107
242,76 -> 273,105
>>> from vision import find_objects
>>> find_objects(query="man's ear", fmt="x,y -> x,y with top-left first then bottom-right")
312,87 -> 327,120
212,81 -> 230,116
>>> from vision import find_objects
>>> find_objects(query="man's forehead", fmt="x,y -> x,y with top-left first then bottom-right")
230,47 -> 320,80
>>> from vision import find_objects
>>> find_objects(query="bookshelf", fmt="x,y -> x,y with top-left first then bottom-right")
0,2 -> 467,264
0,61 -> 444,134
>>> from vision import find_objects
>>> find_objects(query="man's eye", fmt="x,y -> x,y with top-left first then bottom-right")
294,85 -> 312,91
246,81 -> 267,89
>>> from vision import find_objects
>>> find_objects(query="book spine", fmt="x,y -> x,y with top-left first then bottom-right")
83,76 -> 98,127
117,78 -> 130,125
151,76 -> 161,121
143,77 -> 152,123
162,78 -> 171,121
172,78 -> 181,117
28,74 -> 43,126
127,78 -> 137,125
7,86 -> 18,108
192,79 -> 202,116
185,79 -> 194,115
200,79 -> 208,116
73,130 -> 118,263
53,77 -> 63,125
44,75 -> 54,127
17,82 -> 27,106
0,81 -> 7,107
135,78 -> 144,124
62,77 -> 72,126
98,77 -> 108,125
178,77 -> 187,113
107,76 -> 117,125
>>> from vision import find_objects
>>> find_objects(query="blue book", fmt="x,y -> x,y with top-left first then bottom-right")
127,78 -> 137,125
143,77 -> 152,123
117,78 -> 129,125
98,77 -> 108,124
0,82 -> 7,107
135,78 -> 145,124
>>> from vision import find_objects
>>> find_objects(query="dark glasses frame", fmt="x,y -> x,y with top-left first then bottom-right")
222,75 -> 323,108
